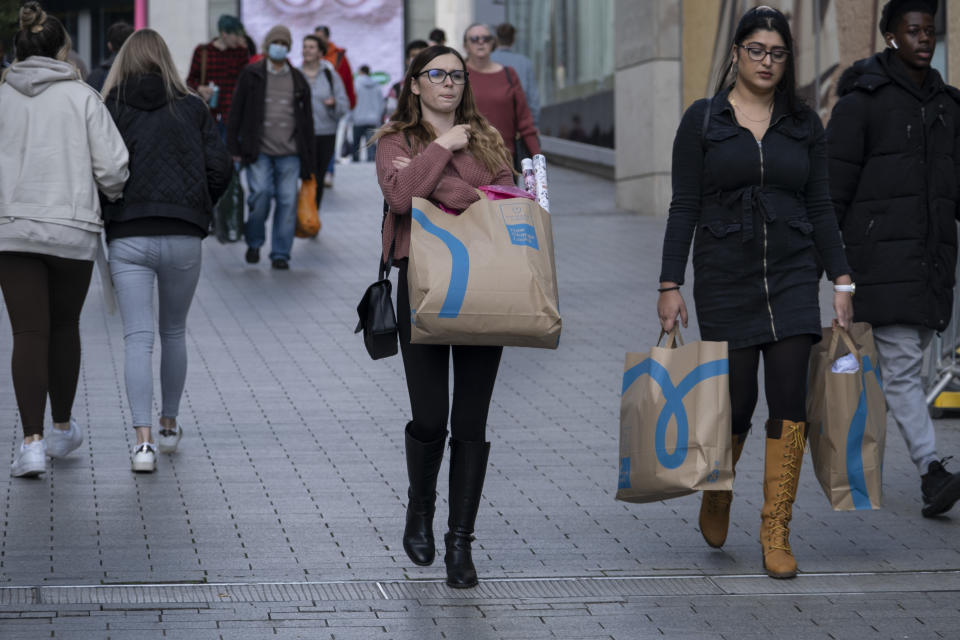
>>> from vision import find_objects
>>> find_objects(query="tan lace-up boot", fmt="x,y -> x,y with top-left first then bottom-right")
698,433 -> 748,548
760,418 -> 808,579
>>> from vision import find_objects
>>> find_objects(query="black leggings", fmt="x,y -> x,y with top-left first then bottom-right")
0,252 -> 93,437
728,334 -> 813,436
314,135 -> 336,209
396,260 -> 502,443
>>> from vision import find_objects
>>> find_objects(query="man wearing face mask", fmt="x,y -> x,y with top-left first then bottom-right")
826,0 -> 960,517
227,25 -> 316,270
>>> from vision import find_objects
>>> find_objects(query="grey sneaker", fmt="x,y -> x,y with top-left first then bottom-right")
11,440 -> 46,477
46,418 -> 83,458
158,426 -> 183,454
131,442 -> 157,472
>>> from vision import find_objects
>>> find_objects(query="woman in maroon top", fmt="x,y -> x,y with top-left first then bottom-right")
372,45 -> 514,589
462,23 -> 540,161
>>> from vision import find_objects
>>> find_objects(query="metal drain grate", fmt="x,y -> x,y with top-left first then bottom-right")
1,571 -> 958,606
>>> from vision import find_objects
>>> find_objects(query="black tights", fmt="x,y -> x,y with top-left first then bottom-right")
728,334 -> 813,436
396,260 -> 502,443
0,252 -> 93,437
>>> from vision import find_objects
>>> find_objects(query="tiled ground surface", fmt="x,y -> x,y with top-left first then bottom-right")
0,163 -> 958,638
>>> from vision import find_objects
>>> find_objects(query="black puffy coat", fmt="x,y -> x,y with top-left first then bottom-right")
826,50 -> 960,331
660,87 -> 850,349
102,74 -> 232,234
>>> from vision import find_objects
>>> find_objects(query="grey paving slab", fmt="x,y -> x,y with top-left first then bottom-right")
0,163 -> 958,638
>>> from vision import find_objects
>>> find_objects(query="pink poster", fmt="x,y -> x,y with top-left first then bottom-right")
241,0 -> 404,89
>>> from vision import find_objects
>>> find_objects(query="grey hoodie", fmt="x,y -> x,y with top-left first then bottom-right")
352,74 -> 384,127
0,56 -> 129,260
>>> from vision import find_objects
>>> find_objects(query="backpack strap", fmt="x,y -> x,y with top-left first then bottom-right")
323,65 -> 334,94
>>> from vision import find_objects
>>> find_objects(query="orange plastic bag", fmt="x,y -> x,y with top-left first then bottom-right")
295,177 -> 321,238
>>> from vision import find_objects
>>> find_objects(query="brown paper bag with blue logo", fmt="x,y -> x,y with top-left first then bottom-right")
806,323 -> 886,511
407,195 -> 561,348
616,328 -> 734,503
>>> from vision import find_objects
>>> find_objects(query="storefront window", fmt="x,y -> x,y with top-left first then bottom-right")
505,0 -> 615,148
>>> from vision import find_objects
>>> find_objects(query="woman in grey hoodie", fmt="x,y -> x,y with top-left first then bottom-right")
301,35 -> 349,210
0,2 -> 129,478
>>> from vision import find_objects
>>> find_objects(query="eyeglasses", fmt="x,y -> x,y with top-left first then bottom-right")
739,45 -> 790,63
467,35 -> 494,44
417,69 -> 468,84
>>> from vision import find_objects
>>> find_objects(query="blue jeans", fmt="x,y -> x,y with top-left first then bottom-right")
108,236 -> 202,428
352,124 -> 377,161
245,153 -> 300,261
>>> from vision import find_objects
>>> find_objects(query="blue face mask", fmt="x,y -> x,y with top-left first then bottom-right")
267,43 -> 289,61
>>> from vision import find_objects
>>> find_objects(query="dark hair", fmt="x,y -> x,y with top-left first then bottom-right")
496,23 -> 515,46
359,64 -> 370,74
217,15 -> 243,35
315,25 -> 330,38
14,1 -> 68,61
405,39 -> 428,59
245,34 -> 256,56
106,21 -> 134,52
879,0 -> 938,33
303,34 -> 326,55
429,28 -> 446,43
714,6 -> 799,112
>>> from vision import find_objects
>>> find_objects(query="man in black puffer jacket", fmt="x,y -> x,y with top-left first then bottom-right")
827,0 -> 960,518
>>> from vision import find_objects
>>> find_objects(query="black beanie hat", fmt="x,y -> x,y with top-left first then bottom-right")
879,0 -> 938,33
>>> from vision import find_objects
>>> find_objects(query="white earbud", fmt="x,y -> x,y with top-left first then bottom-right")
891,39 -> 899,50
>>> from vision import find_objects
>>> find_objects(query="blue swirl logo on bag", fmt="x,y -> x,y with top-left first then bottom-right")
499,202 -> 539,249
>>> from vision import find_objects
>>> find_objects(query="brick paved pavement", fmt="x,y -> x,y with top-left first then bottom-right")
0,163 -> 958,638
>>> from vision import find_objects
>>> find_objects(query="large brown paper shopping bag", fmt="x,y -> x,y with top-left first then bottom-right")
616,328 -> 734,503
807,323 -> 886,510
407,195 -> 561,348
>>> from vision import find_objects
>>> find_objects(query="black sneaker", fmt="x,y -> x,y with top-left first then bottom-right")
271,258 -> 289,270
921,457 -> 960,517
245,247 -> 260,264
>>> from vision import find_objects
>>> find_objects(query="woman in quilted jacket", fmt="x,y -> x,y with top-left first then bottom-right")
101,29 -> 231,473
656,6 -> 853,579
0,2 -> 129,478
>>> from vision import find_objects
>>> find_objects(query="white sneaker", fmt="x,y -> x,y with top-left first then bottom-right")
158,425 -> 183,454
46,418 -> 83,458
11,440 -> 46,477
131,442 -> 157,472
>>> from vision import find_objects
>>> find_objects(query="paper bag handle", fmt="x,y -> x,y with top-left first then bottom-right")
657,326 -> 684,349
827,325 -> 860,362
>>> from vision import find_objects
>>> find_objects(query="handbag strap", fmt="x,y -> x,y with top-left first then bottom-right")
200,47 -> 208,86
379,199 -> 395,280
827,325 -> 861,361
657,326 -> 684,349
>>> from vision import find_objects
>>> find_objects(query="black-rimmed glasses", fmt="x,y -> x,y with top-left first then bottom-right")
417,69 -> 468,84
467,35 -> 494,44
739,44 -> 790,63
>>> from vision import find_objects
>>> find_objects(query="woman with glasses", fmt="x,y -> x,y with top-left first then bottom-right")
371,45 -> 514,589
461,23 -> 540,165
657,6 -> 853,579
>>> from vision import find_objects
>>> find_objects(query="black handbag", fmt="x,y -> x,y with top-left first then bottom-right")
355,202 -> 398,360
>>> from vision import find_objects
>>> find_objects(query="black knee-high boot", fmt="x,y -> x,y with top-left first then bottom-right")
444,438 -> 490,588
403,423 -> 447,566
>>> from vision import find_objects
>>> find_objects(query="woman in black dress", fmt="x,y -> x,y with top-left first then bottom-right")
657,6 -> 853,579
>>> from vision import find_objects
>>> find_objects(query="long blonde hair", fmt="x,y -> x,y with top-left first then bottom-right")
371,45 -> 513,175
101,28 -> 192,102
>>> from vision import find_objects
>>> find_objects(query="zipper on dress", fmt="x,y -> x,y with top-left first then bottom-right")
758,139 -> 778,341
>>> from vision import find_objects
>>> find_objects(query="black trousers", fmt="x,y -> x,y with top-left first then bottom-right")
314,134 -> 336,208
0,252 -> 93,437
728,334 -> 813,435
396,260 -> 502,443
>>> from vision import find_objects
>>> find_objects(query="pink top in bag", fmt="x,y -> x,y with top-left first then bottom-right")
433,184 -> 535,215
